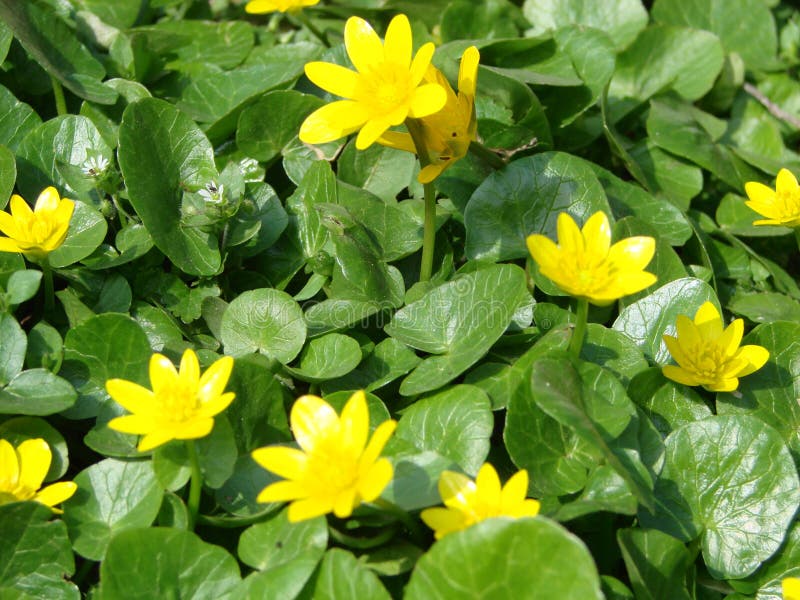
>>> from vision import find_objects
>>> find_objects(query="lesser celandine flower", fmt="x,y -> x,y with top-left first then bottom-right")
245,0 -> 319,13
0,187 -> 74,260
299,14 -> 447,150
0,438 -> 76,513
526,211 -> 657,306
378,46 -> 480,183
420,463 -> 540,540
784,577 -> 800,600
252,390 -> 397,522
744,168 -> 800,227
662,301 -> 769,392
106,349 -> 235,452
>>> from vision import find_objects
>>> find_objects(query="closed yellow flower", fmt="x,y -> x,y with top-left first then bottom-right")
0,187 -> 74,260
526,211 -> 657,306
245,0 -> 319,13
662,301 -> 769,392
299,14 -> 447,150
784,577 -> 800,600
106,349 -> 235,452
0,438 -> 76,513
252,390 -> 397,522
421,463 -> 540,540
378,46 -> 480,183
744,168 -> 800,227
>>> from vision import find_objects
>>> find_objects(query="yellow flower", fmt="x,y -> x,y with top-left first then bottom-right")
0,187 -> 74,260
784,577 -> 800,600
526,211 -> 657,306
252,390 -> 397,522
378,46 -> 480,183
244,0 -> 319,13
420,463 -> 540,540
299,14 -> 447,150
662,301 -> 769,392
106,349 -> 235,452
744,168 -> 800,227
0,438 -> 76,513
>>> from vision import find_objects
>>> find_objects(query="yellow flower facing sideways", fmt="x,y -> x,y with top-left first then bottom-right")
662,301 -> 769,393
421,463 -> 540,540
378,46 -> 480,183
784,577 -> 800,600
245,0 -> 319,13
106,349 -> 235,452
252,391 -> 397,523
299,14 -> 447,150
0,438 -> 76,512
744,168 -> 800,227
526,211 -> 657,306
0,187 -> 74,260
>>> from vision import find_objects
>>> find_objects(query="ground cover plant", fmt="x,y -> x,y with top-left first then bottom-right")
1,0 -> 800,597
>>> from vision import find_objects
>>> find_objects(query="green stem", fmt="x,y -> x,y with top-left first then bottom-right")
568,297 -> 589,359
186,440 -> 203,531
50,76 -> 67,116
41,257 -> 55,314
794,227 -> 800,253
406,118 -> 437,283
468,140 -> 506,170
372,498 -> 427,547
197,509 -> 275,528
290,11 -> 330,47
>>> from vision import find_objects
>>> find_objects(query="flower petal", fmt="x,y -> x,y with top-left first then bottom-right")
287,496 -> 333,522
613,271 -> 658,297
409,42 -> 436,87
106,379 -> 158,415
776,168 -> 798,194
358,457 -> 393,502
196,392 -> 235,418
0,439 -> 19,484
149,353 -> 177,396
694,301 -> 723,340
377,130 -> 416,154
34,481 -> 77,508
418,163 -> 447,184
526,234 -> 560,272
35,187 -> 61,212
304,62 -> 359,100
355,118 -> 394,150
17,439 -> 51,492
252,445 -> 309,480
173,418 -> 214,441
107,414 -> 156,435
439,470 -> 475,509
138,430 -> 176,452
475,463 -> 501,509
420,506 -> 467,539
0,209 -> 19,239
500,469 -> 529,513
179,349 -> 200,387
662,365 -> 702,387
705,377 -> 739,393
383,14 -> 411,69
581,212 -> 611,259
557,212 -> 584,254
332,487 -> 357,518
745,199 -> 781,219
719,318 -> 744,357
663,334 -> 691,369
0,237 -> 21,253
291,395 -> 339,452
340,391 -> 369,455
458,46 -> 480,97
10,195 -> 33,219
359,419 -> 397,471
256,480 -> 308,503
674,315 -> 701,353
408,83 -> 447,119
197,355 -> 234,404
607,236 -> 655,271
344,16 -> 383,74
734,345 -> 770,377
299,101 -> 369,145
744,181 -> 775,205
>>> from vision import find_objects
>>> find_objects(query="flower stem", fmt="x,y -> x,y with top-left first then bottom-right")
406,118 -> 437,283
41,257 -> 55,314
468,140 -> 506,170
290,11 -> 329,47
568,298 -> 589,359
373,498 -> 427,547
50,76 -> 67,116
186,440 -> 203,531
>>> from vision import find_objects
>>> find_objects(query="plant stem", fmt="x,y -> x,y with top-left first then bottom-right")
291,11 -> 329,47
186,440 -> 203,531
373,498 -> 427,547
41,257 -> 55,314
568,297 -> 589,359
468,140 -> 506,170
406,118 -> 437,283
794,227 -> 800,253
50,76 -> 67,116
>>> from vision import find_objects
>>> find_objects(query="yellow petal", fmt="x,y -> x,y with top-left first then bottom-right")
252,445 -> 309,479
418,163 -> 447,184
107,415 -> 156,435
420,506 -> 467,539
256,480 -> 307,503
358,457 -> 393,502
783,577 -> 800,600
196,391 -> 235,418
33,481 -> 77,508
458,46 -> 480,97
719,319 -> 744,357
734,345 -> 770,377
674,315 -> 700,351
291,395 -> 339,453
776,168 -> 798,194
500,469 -> 529,512
149,353 -> 178,396
744,199 -> 781,219
663,334 -> 691,369
359,419 -> 397,471
245,0 -> 279,13
35,187 -> 61,212
16,439 -> 51,493
332,487 -> 357,518
0,439 -> 19,484
383,14 -> 411,69
340,391 -> 369,455
344,16 -> 383,74
137,430 -> 176,452
613,271 -> 658,297
0,209 -> 19,239
179,349 -> 200,386
409,42 -> 436,88
304,62 -> 359,100
517,498 -> 541,517
607,236 -> 656,271
752,217 -> 785,226
661,365 -> 702,387
377,130 -> 416,154
356,118 -> 394,150
197,356 -> 234,404
581,212 -> 611,259
106,379 -> 158,415
475,463 -> 501,508
705,377 -> 739,393
526,234 -> 560,272
439,470 -> 475,507
0,237 -> 21,253
173,418 -> 214,441
557,212 -> 584,254
408,83 -> 447,119
287,496 -> 333,522
10,195 -> 33,219
694,302 -> 723,340
744,181 -> 776,205
299,101 -> 369,145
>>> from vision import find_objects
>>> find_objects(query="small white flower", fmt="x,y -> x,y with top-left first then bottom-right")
198,182 -> 224,204
82,155 -> 110,177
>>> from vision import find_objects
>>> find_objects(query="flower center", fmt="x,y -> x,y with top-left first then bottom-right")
18,213 -> 56,245
357,63 -> 412,117
159,379 -> 199,422
776,189 -> 800,218
0,476 -> 34,504
687,341 -> 727,380
305,438 -> 360,494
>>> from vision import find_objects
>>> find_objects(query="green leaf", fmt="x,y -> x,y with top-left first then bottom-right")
216,455 -> 280,518
382,450 -> 459,512
81,0 -> 143,28
441,0 -> 523,42
238,508 -> 327,572
48,200 -> 108,268
0,503 -> 78,600
734,521 -> 800,600
617,528 -> 693,600
730,291 -> 800,324
5,269 -> 41,305
23,320 -> 62,371
321,338 -> 421,394
15,116 -> 73,201
286,160 -> 336,259
63,458 -> 164,560
0,144 -> 15,207
303,548 -> 391,600
640,415 -> 800,579
0,85 -> 41,152
0,0 -> 117,104
220,288 -> 306,362
0,312 -> 26,386
386,264 -> 527,395
582,324 -> 649,386
522,0 -> 647,50
405,518 -> 604,599
286,333 -> 362,383
118,97 -> 221,276
338,141 -> 417,203
652,0 -> 778,70
613,277 -> 718,364
60,313 -> 151,419
394,385 -> 493,475
464,152 -> 610,261
51,115 -> 113,194
0,368 -> 76,415
98,527 -> 241,598
628,142 -> 703,210
234,557 -> 319,599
